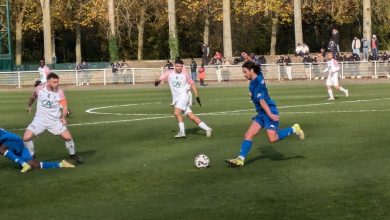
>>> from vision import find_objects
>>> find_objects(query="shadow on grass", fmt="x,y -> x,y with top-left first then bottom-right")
171,128 -> 204,136
45,150 -> 97,163
245,146 -> 305,165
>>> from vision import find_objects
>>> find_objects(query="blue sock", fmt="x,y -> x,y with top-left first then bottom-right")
40,162 -> 60,169
239,140 -> 253,159
277,127 -> 294,141
4,150 -> 25,166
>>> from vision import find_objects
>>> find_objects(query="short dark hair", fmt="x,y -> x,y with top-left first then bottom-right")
47,72 -> 59,80
175,59 -> 184,65
242,61 -> 261,74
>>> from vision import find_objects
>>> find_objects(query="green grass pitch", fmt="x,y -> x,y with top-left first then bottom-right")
1,81 -> 390,219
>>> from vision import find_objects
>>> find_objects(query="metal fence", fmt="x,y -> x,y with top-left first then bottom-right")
1,61 -> 389,87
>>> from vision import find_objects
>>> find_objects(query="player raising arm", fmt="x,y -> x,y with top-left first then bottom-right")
155,59 -> 211,138
24,73 -> 83,164
0,128 -> 74,173
225,61 -> 305,167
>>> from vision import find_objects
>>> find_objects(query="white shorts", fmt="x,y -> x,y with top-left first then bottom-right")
326,72 -> 339,87
174,96 -> 192,115
27,118 -> 67,136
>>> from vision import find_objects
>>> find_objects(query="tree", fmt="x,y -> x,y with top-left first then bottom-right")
223,0 -> 232,57
13,0 -> 30,66
39,0 -> 53,64
167,0 -> 179,59
294,0 -> 303,46
108,0 -> 118,62
363,0 -> 371,41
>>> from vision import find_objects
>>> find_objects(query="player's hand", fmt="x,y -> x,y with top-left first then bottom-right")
27,106 -> 32,114
269,113 -> 279,122
196,97 -> 202,106
154,80 -> 161,87
60,117 -> 67,125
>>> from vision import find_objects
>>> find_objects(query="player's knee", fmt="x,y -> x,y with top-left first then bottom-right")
244,132 -> 254,140
0,146 -> 6,154
268,137 -> 278,143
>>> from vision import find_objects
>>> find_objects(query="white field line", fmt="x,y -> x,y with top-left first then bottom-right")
9,97 -> 390,131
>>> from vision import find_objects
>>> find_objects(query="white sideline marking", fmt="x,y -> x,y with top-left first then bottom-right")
10,97 -> 390,131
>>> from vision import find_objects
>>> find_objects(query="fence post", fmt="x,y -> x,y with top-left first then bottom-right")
341,62 -> 344,79
309,63 -> 312,80
374,61 -> 377,78
132,68 -> 135,85
277,65 -> 281,81
17,71 -> 21,88
216,65 -> 222,82
103,69 -> 107,85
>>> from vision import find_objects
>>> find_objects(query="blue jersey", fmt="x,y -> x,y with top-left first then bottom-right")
0,128 -> 25,154
249,74 -> 276,113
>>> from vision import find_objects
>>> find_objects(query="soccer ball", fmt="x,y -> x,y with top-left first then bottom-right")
194,154 -> 210,169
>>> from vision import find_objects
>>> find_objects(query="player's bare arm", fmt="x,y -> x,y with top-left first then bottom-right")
60,100 -> 68,125
26,91 -> 38,114
259,99 -> 279,121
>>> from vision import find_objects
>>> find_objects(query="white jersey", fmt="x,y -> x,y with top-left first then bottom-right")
160,70 -> 194,101
34,84 -> 66,122
326,59 -> 340,76
38,66 -> 50,83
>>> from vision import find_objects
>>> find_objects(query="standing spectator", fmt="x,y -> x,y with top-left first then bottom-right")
164,60 -> 174,69
328,39 -> 338,58
79,60 -> 89,86
111,62 -> 120,85
320,48 -> 326,59
361,37 -> 369,61
36,59 -> 50,87
332,28 -> 340,55
120,60 -> 131,84
190,59 -> 197,82
303,55 -> 312,79
198,64 -> 206,87
371,35 -> 379,60
201,43 -> 210,66
284,56 -> 292,80
351,37 -> 361,55
276,56 -> 285,80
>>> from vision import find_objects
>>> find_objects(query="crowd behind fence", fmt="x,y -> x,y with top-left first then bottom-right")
0,61 -> 389,87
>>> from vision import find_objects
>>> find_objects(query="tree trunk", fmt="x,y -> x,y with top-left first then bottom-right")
270,18 -> 278,56
168,0 -> 179,59
75,23 -> 82,64
52,30 -> 56,63
203,8 -> 210,45
15,1 -> 28,66
137,6 -> 146,61
363,0 -> 371,41
293,0 -> 303,46
40,0 -> 53,64
108,0 -> 118,62
223,0 -> 232,57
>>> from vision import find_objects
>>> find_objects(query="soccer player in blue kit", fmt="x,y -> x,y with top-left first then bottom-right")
225,61 -> 305,167
0,128 -> 75,173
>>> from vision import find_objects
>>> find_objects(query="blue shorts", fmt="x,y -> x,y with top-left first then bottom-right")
252,106 -> 279,130
17,147 -> 33,163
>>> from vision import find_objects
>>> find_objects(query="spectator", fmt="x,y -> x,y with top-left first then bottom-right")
201,43 -> 210,66
190,58 -> 197,82
210,52 -> 223,65
120,60 -> 131,84
198,64 -> 206,87
296,43 -> 309,56
371,35 -> 379,60
320,48 -> 326,59
276,55 -> 285,80
332,28 -> 340,55
257,55 -> 267,65
302,55 -> 312,79
78,60 -> 89,86
351,37 -> 361,55
361,37 -> 369,61
37,59 -> 50,87
284,56 -> 292,80
111,62 -> 120,85
327,39 -> 338,58
164,60 -> 173,69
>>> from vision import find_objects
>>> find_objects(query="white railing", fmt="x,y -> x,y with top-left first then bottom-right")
0,61 -> 389,87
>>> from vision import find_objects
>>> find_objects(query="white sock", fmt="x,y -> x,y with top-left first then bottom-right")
198,122 -> 210,131
339,87 -> 347,93
24,141 -> 35,156
327,89 -> 334,98
178,122 -> 185,134
65,139 -> 76,155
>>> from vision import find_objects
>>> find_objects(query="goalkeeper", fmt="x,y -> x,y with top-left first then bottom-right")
155,59 -> 212,138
